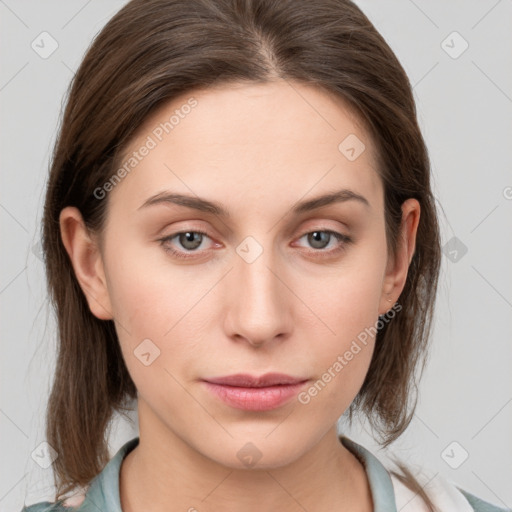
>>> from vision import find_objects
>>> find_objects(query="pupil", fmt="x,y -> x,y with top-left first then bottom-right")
310,231 -> 328,249
181,232 -> 201,250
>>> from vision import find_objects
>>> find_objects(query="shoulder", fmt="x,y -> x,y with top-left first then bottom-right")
390,468 -> 509,512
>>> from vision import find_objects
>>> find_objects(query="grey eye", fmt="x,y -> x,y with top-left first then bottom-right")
177,232 -> 204,251
306,231 -> 333,249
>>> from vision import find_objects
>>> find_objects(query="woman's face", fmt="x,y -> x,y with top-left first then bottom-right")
63,79 -> 418,468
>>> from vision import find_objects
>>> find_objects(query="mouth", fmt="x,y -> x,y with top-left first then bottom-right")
201,373 -> 309,411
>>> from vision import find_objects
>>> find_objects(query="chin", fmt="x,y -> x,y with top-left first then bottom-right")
197,431 -> 312,471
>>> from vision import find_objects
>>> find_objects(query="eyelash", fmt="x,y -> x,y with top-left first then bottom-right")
158,228 -> 353,261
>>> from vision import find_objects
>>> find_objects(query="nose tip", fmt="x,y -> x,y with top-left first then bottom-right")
225,250 -> 292,348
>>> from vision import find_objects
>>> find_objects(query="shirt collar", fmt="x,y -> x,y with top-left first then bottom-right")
77,435 -> 397,511
340,435 -> 398,512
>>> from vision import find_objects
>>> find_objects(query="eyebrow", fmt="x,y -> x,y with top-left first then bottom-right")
137,188 -> 370,217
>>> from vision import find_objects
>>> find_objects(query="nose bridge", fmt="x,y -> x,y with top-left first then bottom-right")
226,233 -> 290,344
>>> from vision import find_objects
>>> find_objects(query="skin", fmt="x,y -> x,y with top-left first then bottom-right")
60,79 -> 419,512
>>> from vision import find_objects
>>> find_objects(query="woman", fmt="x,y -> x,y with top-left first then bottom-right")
21,0 -> 507,511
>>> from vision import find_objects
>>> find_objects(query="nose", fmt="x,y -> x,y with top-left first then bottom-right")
224,241 -> 293,348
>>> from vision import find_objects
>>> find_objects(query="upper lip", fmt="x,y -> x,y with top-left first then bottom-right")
203,373 -> 308,388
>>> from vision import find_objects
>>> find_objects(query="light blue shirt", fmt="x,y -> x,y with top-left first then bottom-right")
21,436 -> 509,511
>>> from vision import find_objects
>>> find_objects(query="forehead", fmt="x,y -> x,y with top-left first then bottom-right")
108,80 -> 383,217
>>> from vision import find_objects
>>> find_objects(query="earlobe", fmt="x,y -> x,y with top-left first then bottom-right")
379,198 -> 420,316
59,206 -> 113,320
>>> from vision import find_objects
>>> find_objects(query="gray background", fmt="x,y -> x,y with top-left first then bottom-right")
1,0 -> 511,510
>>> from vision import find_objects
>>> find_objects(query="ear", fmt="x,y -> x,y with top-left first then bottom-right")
59,206 -> 113,320
379,198 -> 420,316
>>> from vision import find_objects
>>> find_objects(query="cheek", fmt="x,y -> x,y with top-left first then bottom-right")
294,244 -> 387,408
296,277 -> 380,417
106,261 -> 196,412
104,238 -> 200,337
103,244 -> 213,385
302,246 -> 386,347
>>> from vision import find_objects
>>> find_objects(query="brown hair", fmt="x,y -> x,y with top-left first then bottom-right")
41,0 -> 441,509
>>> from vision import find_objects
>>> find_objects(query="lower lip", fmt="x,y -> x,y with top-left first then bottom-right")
202,381 -> 308,411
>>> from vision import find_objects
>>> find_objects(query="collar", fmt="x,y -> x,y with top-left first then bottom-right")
340,435 -> 398,512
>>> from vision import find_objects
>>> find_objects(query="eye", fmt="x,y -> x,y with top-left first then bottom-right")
158,229 -> 215,260
295,229 -> 352,256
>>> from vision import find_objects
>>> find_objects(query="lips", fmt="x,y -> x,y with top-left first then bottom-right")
203,372 -> 307,387
201,373 -> 309,411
